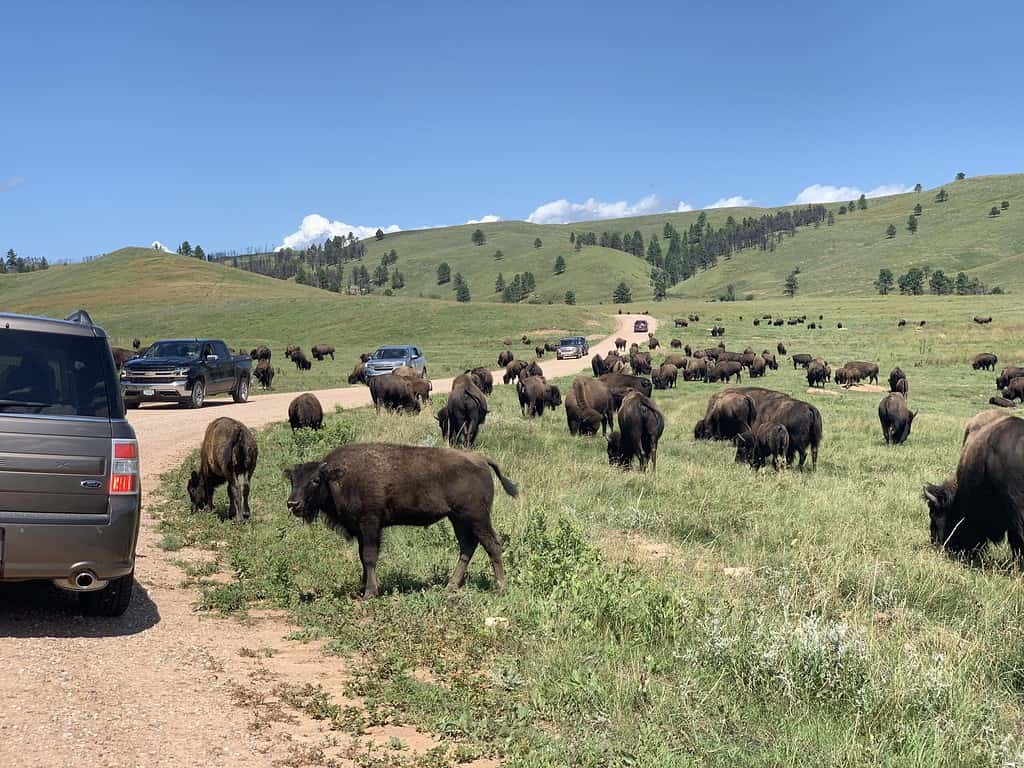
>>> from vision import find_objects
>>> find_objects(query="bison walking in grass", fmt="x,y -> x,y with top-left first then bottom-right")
288,393 -> 324,431
607,391 -> 664,472
734,423 -> 790,471
187,417 -> 258,522
284,444 -> 516,598
878,393 -> 916,445
972,353 -> 998,371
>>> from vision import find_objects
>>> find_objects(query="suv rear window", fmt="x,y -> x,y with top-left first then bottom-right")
0,330 -> 119,417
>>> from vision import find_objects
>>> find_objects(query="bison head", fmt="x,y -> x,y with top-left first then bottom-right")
733,431 -> 755,465
187,471 -> 210,513
606,431 -> 628,468
922,482 -> 971,552
284,461 -> 342,525
693,419 -> 710,440
546,385 -> 562,408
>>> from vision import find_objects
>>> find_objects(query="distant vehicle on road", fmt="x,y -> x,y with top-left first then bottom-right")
556,336 -> 589,360
364,345 -> 427,378
122,338 -> 252,409
0,309 -> 140,616
633,319 -> 649,333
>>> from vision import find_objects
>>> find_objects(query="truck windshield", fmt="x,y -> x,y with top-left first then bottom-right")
145,341 -> 202,359
0,330 -> 117,417
560,338 -> 582,346
373,348 -> 408,360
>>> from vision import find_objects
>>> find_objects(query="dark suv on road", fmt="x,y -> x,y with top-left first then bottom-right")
0,310 -> 140,616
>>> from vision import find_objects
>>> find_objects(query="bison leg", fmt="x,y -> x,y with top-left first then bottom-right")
357,530 -> 382,599
226,478 -> 242,521
242,474 -> 252,521
474,521 -> 506,593
448,520 -> 478,591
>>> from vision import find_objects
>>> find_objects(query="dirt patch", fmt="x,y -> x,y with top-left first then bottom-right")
848,383 -> 886,393
806,387 -> 840,396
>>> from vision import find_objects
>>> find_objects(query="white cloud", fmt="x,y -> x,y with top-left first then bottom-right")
526,194 -> 665,225
466,214 -> 501,224
707,195 -> 756,209
151,240 -> 169,252
278,214 -> 401,250
676,201 -> 694,212
791,183 -> 915,205
1,176 -> 25,191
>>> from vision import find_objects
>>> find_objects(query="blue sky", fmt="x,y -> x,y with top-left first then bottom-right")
2,1 -> 1022,260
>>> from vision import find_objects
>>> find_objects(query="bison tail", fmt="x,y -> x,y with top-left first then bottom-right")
486,459 -> 519,498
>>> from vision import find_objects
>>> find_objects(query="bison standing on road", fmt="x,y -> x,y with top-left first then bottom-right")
289,393 -> 324,431
878,393 -> 916,445
615,337 -> 627,351
923,417 -> 1024,561
187,417 -> 258,522
607,391 -> 664,471
284,444 -> 516,598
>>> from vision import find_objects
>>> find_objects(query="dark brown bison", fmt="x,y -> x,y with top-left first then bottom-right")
348,361 -> 368,385
997,367 -> 1024,389
187,417 -> 258,522
674,319 -> 687,328
923,417 -> 1024,560
888,367 -> 907,392
132,337 -> 142,350
972,353 -> 998,371
746,355 -> 767,379
250,345 -> 272,361
630,353 -> 652,376
518,376 -> 561,417
990,396 -> 1016,408
777,342 -> 787,355
572,377 -> 615,435
647,336 -> 661,350
734,423 -> 790,471
708,360 -> 742,383
290,349 -> 312,371
806,359 -> 831,388
254,359 -> 275,390
1002,377 -> 1024,402
521,336 -> 531,346
446,373 -> 488,447
893,377 -> 908,397
311,344 -> 335,361
359,352 -> 372,363
519,361 -> 544,380
565,390 -> 603,436
503,360 -> 529,384
591,353 -> 609,377
406,378 -> 432,404
973,316 -> 993,324
111,347 -> 136,370
753,319 -> 761,326
834,366 -> 860,387
762,351 -> 778,370
368,374 -> 420,414
607,391 -> 664,472
598,372 -> 653,406
754,394 -> 823,470
615,337 -> 627,351
694,391 -> 757,441
684,357 -> 708,381
289,393 -> 324,430
284,444 -> 515,598
662,353 -> 687,370
535,346 -> 545,358
792,353 -> 812,369
545,342 -> 557,353
497,350 -> 514,367
670,338 -> 682,349
651,363 -> 678,390
898,319 -> 906,328
878,393 -> 916,445
468,367 -> 493,395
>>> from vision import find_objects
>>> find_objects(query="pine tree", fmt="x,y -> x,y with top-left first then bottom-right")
827,211 -> 835,226
612,282 -> 632,304
955,271 -> 971,295
564,290 -> 576,305
885,224 -> 897,239
493,249 -> 503,260
390,269 -> 405,289
783,271 -> 799,297
955,172 -> 966,180
375,228 -> 385,240
1001,200 -> 1010,210
177,241 -> 192,257
471,229 -> 486,246
495,273 -> 505,292
858,194 -> 868,210
455,281 -> 471,302
935,189 -> 949,203
652,271 -> 668,301
453,272 -> 465,290
436,262 -> 451,284
569,232 -> 575,244
989,206 -> 1001,217
914,183 -> 922,193
646,235 -> 662,265
907,215 -> 918,234
913,203 -> 923,216
193,245 -> 205,260
875,268 -> 894,295
553,254 -> 566,274
533,237 -> 542,249
574,239 -> 582,252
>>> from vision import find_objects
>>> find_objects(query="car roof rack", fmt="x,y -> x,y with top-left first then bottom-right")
65,309 -> 95,326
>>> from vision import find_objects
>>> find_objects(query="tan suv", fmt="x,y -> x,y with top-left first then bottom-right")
0,310 -> 141,616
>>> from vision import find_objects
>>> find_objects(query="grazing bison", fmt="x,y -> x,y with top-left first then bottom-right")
734,423 -> 790,471
837,322 -> 843,329
919,320 -> 927,327
973,316 -> 992,324
878,393 -> 917,445
762,351 -> 778,370
545,342 -> 557,353
615,337 -> 627,351
565,390 -> 603,436
591,353 -> 609,377
503,360 -> 529,384
187,417 -> 258,522
348,361 -> 368,385
709,360 -> 742,383
962,410 -> 1013,448
997,367 -> 1024,390
446,373 -> 489,447
1002,377 -> 1024,402
359,352 -> 372,363
893,377 -> 908,397
598,372 -> 653,406
792,353 -> 812,369
990,396 -> 1016,408
284,444 -> 515,598
694,391 -> 757,441
250,345 -> 272,362
468,367 -> 493,395
289,393 -> 324,431
518,376 -> 561,417
806,359 -> 831,388
368,374 -> 421,415
753,319 -> 760,326
289,349 -> 312,371
833,366 -> 860,387
684,357 -> 708,381
898,319 -> 906,328
520,361 -> 544,380
888,367 -> 907,391
254,359 -> 275,390
670,338 -> 682,349
406,378 -> 433,404
607,391 -> 664,472
521,336 -> 531,346
311,344 -> 335,361
630,353 -> 652,376
674,319 -> 686,328
651,363 -> 678,390
662,353 -> 687,370
923,417 -> 1024,560
572,377 -> 615,435
845,361 -> 879,385
754,395 -> 822,470
498,350 -> 514,367
972,353 -> 998,371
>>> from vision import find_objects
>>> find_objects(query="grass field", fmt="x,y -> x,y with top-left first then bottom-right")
0,248 -> 612,392
225,174 -> 1023,305
158,294 -> 1024,767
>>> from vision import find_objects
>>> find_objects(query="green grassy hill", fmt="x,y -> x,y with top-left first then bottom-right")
284,174 -> 1021,303
0,247 -> 611,392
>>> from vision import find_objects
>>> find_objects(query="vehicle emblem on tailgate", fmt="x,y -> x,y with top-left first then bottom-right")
80,480 -> 102,489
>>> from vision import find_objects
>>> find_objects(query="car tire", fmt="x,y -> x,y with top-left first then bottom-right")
124,400 -> 140,410
80,572 -> 134,617
188,379 -> 206,409
231,375 -> 250,403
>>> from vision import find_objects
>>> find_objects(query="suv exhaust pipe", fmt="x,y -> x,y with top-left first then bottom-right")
53,569 -> 109,593
75,571 -> 95,589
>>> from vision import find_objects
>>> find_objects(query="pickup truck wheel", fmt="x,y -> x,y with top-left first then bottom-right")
232,375 -> 250,403
80,572 -> 134,617
124,400 -> 140,410
188,379 -> 206,408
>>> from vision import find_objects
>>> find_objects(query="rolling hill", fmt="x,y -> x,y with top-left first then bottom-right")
223,174 -> 1022,303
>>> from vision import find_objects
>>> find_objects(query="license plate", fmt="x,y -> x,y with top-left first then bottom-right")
143,388 -> 155,396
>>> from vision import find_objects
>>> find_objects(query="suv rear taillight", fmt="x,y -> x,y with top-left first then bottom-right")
111,439 -> 140,495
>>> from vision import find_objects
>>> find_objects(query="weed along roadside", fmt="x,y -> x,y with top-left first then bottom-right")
152,300 -> 1024,766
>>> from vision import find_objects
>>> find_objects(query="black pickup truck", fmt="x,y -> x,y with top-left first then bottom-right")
121,339 -> 252,409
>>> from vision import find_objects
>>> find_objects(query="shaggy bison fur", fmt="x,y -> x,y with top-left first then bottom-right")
187,417 -> 258,522
289,393 -> 324,430
607,391 -> 664,471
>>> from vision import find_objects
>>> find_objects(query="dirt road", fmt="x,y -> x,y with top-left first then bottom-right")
0,314 -> 656,767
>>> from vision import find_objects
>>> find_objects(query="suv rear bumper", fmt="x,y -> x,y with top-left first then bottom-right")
0,496 -> 140,583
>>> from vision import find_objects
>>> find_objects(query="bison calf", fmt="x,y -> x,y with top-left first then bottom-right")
187,417 -> 258,522
734,423 -> 790,471
284,444 -> 516,598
